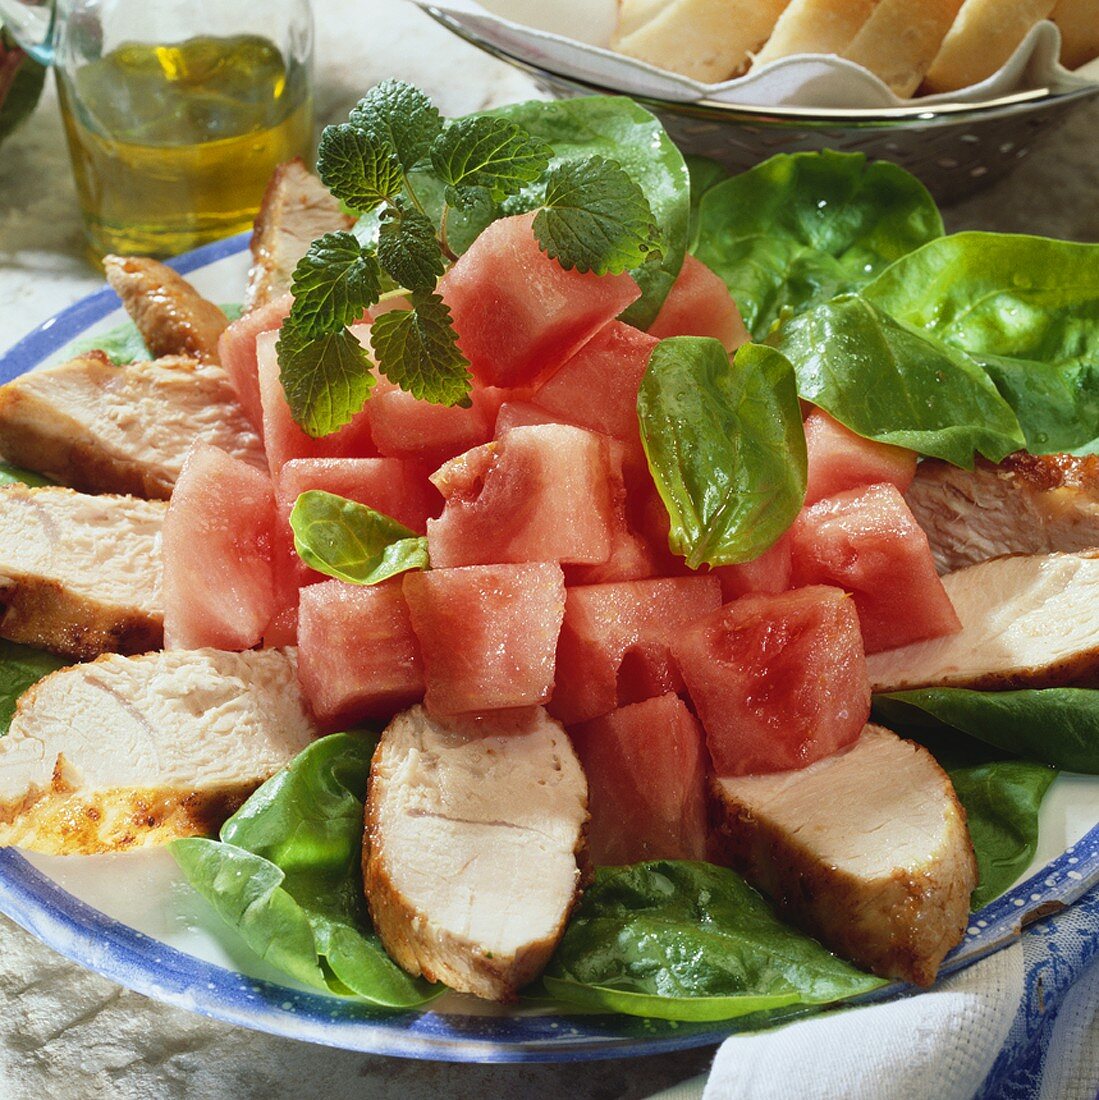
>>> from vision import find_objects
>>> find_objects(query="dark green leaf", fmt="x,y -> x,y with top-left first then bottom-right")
533,155 -> 659,276
429,116 -> 551,202
543,861 -> 885,1021
773,294 -> 1025,466
288,232 -> 382,337
348,79 -> 442,171
0,640 -> 66,735
685,154 -> 730,252
694,151 -> 943,339
371,291 -> 472,407
276,320 -> 374,438
67,305 -> 241,366
376,198 -> 445,292
638,339 -> 806,569
317,123 -> 402,212
0,462 -> 51,488
290,491 -> 429,586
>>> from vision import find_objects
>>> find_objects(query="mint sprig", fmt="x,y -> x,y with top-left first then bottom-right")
317,125 -> 402,211
289,232 -> 382,336
377,199 -> 446,292
430,116 -> 552,202
348,80 -> 443,171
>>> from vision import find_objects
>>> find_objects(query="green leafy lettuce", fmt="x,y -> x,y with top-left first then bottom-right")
172,732 -> 439,1007
0,461 -> 51,488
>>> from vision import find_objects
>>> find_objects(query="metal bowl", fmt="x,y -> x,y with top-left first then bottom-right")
427,7 -> 1099,205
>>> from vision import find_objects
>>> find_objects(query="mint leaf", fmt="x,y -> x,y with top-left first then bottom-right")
533,155 -> 659,275
349,79 -> 443,171
429,117 -> 552,202
317,124 -> 402,212
276,319 -> 374,438
288,232 -> 382,336
377,199 -> 445,292
371,292 -> 472,407
291,491 -> 430,585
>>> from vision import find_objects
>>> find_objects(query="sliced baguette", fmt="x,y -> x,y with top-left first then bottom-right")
1052,0 -> 1099,69
753,0 -> 880,67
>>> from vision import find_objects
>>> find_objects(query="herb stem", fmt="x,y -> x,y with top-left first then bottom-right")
438,202 -> 459,264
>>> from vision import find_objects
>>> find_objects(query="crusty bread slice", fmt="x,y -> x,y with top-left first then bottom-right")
611,0 -> 791,82
1052,0 -> 1099,68
843,0 -> 964,96
614,0 -> 670,41
752,0 -> 880,67
923,0 -> 1057,93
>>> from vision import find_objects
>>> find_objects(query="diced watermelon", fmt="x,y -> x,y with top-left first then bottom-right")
439,212 -> 641,388
262,600 -> 299,648
297,579 -> 423,725
163,443 -> 279,650
404,562 -> 566,715
427,424 -> 620,568
216,294 -> 292,434
569,693 -> 708,865
550,576 -> 722,725
672,585 -> 869,776
804,409 -> 918,506
711,530 -> 794,601
647,255 -> 749,353
790,483 -> 961,654
494,401 -> 563,435
255,329 -> 376,478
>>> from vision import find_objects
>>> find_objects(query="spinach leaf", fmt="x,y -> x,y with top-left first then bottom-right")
865,233 -> 1099,452
638,339 -> 806,569
773,294 -> 1025,466
694,151 -> 942,340
685,154 -> 730,252
66,303 -> 242,366
172,732 -> 439,1008
0,462 -> 51,488
0,640 -> 66,735
290,490 -> 429,585
542,861 -> 885,1021
874,688 -> 1099,774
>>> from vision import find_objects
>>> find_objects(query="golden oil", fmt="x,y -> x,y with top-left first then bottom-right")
56,34 -> 313,261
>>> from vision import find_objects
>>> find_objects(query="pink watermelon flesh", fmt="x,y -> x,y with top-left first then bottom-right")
427,424 -> 619,568
163,443 -> 279,650
673,585 -> 869,776
647,254 -> 750,353
217,294 -> 292,434
404,562 -> 566,715
438,211 -> 641,388
569,692 -> 708,865
804,409 -> 918,506
550,576 -> 723,725
494,401 -> 563,435
297,579 -> 424,726
790,482 -> 962,654
711,529 -> 794,601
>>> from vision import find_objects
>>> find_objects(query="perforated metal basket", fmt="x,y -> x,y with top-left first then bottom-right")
428,8 -> 1099,205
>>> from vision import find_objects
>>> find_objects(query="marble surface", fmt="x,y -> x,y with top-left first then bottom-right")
0,1 -> 1098,1096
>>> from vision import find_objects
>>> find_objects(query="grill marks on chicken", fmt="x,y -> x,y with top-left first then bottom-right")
364,706 -> 589,1001
0,353 -> 264,498
0,485 -> 165,659
0,648 -> 316,854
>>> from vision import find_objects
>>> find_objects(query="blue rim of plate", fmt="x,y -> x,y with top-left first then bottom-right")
0,233 -> 1097,1062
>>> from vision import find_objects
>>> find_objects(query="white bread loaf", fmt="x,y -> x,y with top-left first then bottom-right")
753,0 -> 880,66
1052,0 -> 1099,69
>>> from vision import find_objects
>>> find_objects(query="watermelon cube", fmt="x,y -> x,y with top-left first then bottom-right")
403,562 -> 566,715
673,585 -> 869,776
803,409 -> 918,506
550,576 -> 722,725
569,693 -> 708,865
647,254 -> 749,353
439,212 -> 641,388
711,530 -> 794,601
427,424 -> 620,568
216,293 -> 292,434
297,579 -> 424,726
494,401 -> 563,435
790,483 -> 962,654
163,443 -> 279,651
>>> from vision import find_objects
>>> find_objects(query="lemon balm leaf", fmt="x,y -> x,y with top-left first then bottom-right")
288,232 -> 382,336
317,124 -> 403,212
377,199 -> 445,292
349,79 -> 443,172
430,117 -> 552,202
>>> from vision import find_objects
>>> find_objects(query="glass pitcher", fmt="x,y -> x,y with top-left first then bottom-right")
1,0 -> 314,260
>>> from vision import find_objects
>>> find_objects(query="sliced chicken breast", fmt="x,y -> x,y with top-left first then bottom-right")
364,705 -> 589,1001
906,453 -> 1099,574
244,158 -> 352,312
103,256 -> 229,364
0,485 -> 164,659
713,724 -> 977,987
0,648 -> 316,854
0,353 -> 264,498
869,551 -> 1099,693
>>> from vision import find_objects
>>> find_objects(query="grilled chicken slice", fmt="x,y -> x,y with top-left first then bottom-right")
906,453 -> 1099,574
0,485 -> 164,659
103,256 -> 229,364
0,353 -> 264,498
868,551 -> 1099,693
364,705 -> 589,1001
713,724 -> 977,987
0,648 -> 316,854
244,158 -> 352,312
